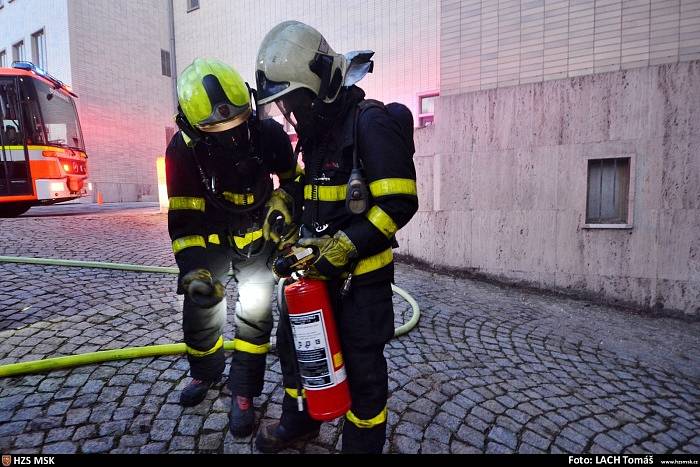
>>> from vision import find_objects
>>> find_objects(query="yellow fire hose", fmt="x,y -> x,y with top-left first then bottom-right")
0,255 -> 420,378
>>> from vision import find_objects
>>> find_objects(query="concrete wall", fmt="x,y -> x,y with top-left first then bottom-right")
441,0 -> 700,95
67,0 -> 175,202
0,0 -> 72,83
173,0 -> 439,125
396,60 -> 700,316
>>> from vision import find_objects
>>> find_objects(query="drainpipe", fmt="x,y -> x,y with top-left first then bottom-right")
167,0 -> 178,106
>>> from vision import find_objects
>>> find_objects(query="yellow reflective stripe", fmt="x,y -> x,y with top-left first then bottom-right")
208,234 -> 220,245
186,336 -> 223,357
369,178 -> 417,197
346,406 -> 388,429
232,338 -> 270,355
366,206 -> 398,238
172,235 -> 206,254
304,184 -> 347,201
284,387 -> 307,399
223,192 -> 255,205
232,229 -> 263,249
169,196 -> 205,212
353,248 -> 393,276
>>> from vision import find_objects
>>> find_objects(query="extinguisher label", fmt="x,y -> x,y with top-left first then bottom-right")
289,309 -> 335,389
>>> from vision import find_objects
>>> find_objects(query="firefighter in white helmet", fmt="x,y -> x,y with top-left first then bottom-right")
254,21 -> 418,453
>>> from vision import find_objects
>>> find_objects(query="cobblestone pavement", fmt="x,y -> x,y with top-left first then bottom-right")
0,205 -> 698,454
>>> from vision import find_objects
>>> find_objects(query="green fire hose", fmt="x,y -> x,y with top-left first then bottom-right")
0,255 -> 420,378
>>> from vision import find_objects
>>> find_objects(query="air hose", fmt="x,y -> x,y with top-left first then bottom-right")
0,255 -> 420,377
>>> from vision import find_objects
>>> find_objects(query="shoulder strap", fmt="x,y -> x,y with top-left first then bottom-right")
352,99 -> 386,169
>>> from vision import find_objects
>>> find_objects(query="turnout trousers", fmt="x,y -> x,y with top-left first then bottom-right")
182,243 -> 276,397
277,279 -> 395,453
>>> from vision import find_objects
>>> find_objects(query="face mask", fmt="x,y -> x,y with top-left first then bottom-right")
207,123 -> 250,149
259,88 -> 317,138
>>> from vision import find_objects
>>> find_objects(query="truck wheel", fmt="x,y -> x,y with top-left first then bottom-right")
0,203 -> 31,218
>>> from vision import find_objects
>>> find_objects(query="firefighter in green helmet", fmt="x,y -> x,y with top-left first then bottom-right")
166,58 -> 300,437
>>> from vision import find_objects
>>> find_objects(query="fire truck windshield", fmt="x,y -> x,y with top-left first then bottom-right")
29,78 -> 85,151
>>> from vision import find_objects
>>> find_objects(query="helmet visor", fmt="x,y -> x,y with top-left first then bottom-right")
258,88 -> 314,133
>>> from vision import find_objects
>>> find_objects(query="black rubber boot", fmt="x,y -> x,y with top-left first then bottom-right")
229,396 -> 255,437
255,422 -> 321,453
179,378 -> 217,407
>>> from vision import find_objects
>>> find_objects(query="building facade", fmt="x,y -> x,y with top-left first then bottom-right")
0,0 -> 175,202
172,0 -> 440,126
2,0 -> 698,315
397,0 -> 699,316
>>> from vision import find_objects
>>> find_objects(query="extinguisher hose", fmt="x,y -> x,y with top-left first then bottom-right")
275,278 -> 421,337
0,256 -> 420,378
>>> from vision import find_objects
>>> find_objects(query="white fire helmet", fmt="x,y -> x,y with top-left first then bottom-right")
255,20 -> 374,128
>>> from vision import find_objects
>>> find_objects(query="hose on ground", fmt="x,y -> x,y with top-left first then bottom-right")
0,255 -> 420,377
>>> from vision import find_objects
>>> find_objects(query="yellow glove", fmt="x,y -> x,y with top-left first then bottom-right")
180,269 -> 225,308
263,188 -> 294,247
297,231 -> 358,280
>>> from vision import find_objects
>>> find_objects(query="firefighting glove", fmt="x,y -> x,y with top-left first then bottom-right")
263,188 -> 295,249
298,230 -> 358,280
180,269 -> 225,308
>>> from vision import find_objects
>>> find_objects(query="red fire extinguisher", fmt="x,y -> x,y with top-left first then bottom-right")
284,277 -> 352,421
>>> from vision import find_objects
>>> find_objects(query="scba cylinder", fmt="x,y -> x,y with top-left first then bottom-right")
284,277 -> 351,421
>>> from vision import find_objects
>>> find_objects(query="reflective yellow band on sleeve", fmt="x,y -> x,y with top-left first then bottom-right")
353,248 -> 393,276
223,192 -> 255,205
369,178 -> 417,197
208,234 -> 220,245
284,387 -> 307,399
172,235 -> 206,254
232,229 -> 263,249
232,338 -> 270,355
186,335 -> 223,357
366,206 -> 398,238
304,184 -> 347,201
169,196 -> 206,212
345,406 -> 388,429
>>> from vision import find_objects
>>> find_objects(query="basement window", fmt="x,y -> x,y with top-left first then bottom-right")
584,157 -> 633,228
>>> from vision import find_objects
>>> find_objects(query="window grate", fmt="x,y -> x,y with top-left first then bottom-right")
586,157 -> 631,224
161,49 -> 171,77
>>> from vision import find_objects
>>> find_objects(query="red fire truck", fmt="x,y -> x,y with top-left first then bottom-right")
0,61 -> 89,217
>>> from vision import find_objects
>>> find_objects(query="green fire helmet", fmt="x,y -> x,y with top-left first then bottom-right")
177,58 -> 251,133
